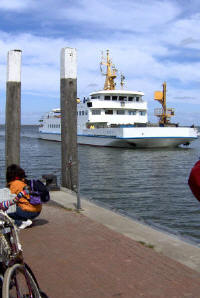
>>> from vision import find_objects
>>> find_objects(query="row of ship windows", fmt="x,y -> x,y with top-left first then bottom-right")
78,109 -> 146,116
91,95 -> 141,102
77,111 -> 88,116
48,124 -> 60,128
47,109 -> 146,126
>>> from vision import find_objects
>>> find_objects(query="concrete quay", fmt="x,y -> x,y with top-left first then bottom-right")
54,188 -> 200,273
20,189 -> 200,297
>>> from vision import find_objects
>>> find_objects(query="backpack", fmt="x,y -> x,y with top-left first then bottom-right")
188,160 -> 200,202
27,179 -> 50,205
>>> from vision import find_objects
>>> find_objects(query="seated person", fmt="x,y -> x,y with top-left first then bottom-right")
0,164 -> 42,229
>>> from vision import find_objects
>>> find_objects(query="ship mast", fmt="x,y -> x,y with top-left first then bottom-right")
154,82 -> 175,125
120,74 -> 125,89
100,50 -> 117,90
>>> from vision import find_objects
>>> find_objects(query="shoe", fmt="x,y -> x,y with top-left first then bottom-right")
18,219 -> 33,230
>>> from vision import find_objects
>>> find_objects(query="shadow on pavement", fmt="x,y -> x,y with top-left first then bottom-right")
33,218 -> 49,227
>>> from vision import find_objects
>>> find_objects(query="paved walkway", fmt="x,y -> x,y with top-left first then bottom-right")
20,200 -> 200,298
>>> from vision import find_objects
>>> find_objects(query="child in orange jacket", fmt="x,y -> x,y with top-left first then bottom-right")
0,164 -> 42,229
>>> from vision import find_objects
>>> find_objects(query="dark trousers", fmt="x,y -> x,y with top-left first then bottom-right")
9,206 -> 40,226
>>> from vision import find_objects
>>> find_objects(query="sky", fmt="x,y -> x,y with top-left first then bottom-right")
1,0 -> 200,125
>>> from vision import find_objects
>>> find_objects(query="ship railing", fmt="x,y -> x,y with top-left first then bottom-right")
154,108 -> 175,117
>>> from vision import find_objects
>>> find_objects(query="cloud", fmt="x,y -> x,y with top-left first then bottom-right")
180,37 -> 200,46
173,96 -> 196,100
0,0 -> 200,125
163,12 -> 200,49
10,0 -> 179,36
0,0 -> 34,11
0,31 -> 200,102
57,0 -> 180,33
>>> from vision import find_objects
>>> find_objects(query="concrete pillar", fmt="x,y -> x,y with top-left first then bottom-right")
60,47 -> 78,192
5,50 -> 22,169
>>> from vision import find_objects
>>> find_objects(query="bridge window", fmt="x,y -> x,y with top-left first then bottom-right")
105,110 -> 113,115
128,110 -> 136,115
139,111 -> 146,116
128,97 -> 133,101
119,96 -> 127,101
117,110 -> 125,115
112,96 -> 117,101
92,110 -> 101,115
105,96 -> 111,100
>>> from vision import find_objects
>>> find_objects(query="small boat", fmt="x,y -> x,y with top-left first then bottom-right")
39,50 -> 198,148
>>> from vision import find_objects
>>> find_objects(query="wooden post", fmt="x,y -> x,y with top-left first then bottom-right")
5,50 -> 22,169
60,47 -> 78,193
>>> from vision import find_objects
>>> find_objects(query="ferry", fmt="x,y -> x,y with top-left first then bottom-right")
39,51 -> 198,148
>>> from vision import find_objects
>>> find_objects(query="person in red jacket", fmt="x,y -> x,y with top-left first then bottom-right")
0,164 -> 42,229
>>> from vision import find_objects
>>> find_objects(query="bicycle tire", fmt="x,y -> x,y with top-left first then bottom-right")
24,263 -> 48,297
2,263 -> 41,298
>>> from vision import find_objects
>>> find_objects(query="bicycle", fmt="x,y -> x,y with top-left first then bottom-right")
0,210 -> 45,297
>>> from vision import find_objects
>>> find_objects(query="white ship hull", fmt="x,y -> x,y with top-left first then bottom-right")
39,126 -> 197,148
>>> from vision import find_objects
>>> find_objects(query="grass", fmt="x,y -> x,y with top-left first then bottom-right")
138,241 -> 155,249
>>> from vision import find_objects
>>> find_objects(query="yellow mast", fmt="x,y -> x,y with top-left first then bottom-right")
154,82 -> 175,125
100,50 -> 117,90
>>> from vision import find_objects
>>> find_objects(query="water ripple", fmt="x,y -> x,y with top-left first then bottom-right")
0,125 -> 200,245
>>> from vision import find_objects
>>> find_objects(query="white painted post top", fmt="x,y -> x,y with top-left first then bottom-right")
7,50 -> 22,82
60,47 -> 77,79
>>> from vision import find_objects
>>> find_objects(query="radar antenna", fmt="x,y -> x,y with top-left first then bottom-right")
120,74 -> 125,89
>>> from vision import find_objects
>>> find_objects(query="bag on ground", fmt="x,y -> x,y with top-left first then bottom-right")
27,179 -> 50,205
188,160 -> 200,202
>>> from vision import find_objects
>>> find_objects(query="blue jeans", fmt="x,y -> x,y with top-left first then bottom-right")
8,206 -> 41,227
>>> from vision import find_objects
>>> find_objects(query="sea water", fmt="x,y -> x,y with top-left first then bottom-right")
0,125 -> 200,245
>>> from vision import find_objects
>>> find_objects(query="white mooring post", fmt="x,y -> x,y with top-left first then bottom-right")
5,50 -> 22,169
60,47 -> 81,209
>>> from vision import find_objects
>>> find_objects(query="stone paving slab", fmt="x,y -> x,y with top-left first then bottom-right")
52,189 -> 200,273
20,201 -> 200,298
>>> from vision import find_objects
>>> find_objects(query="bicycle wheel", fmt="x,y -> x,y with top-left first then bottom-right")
2,263 -> 41,298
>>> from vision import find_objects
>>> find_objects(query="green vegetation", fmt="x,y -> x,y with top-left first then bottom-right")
138,241 -> 154,249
